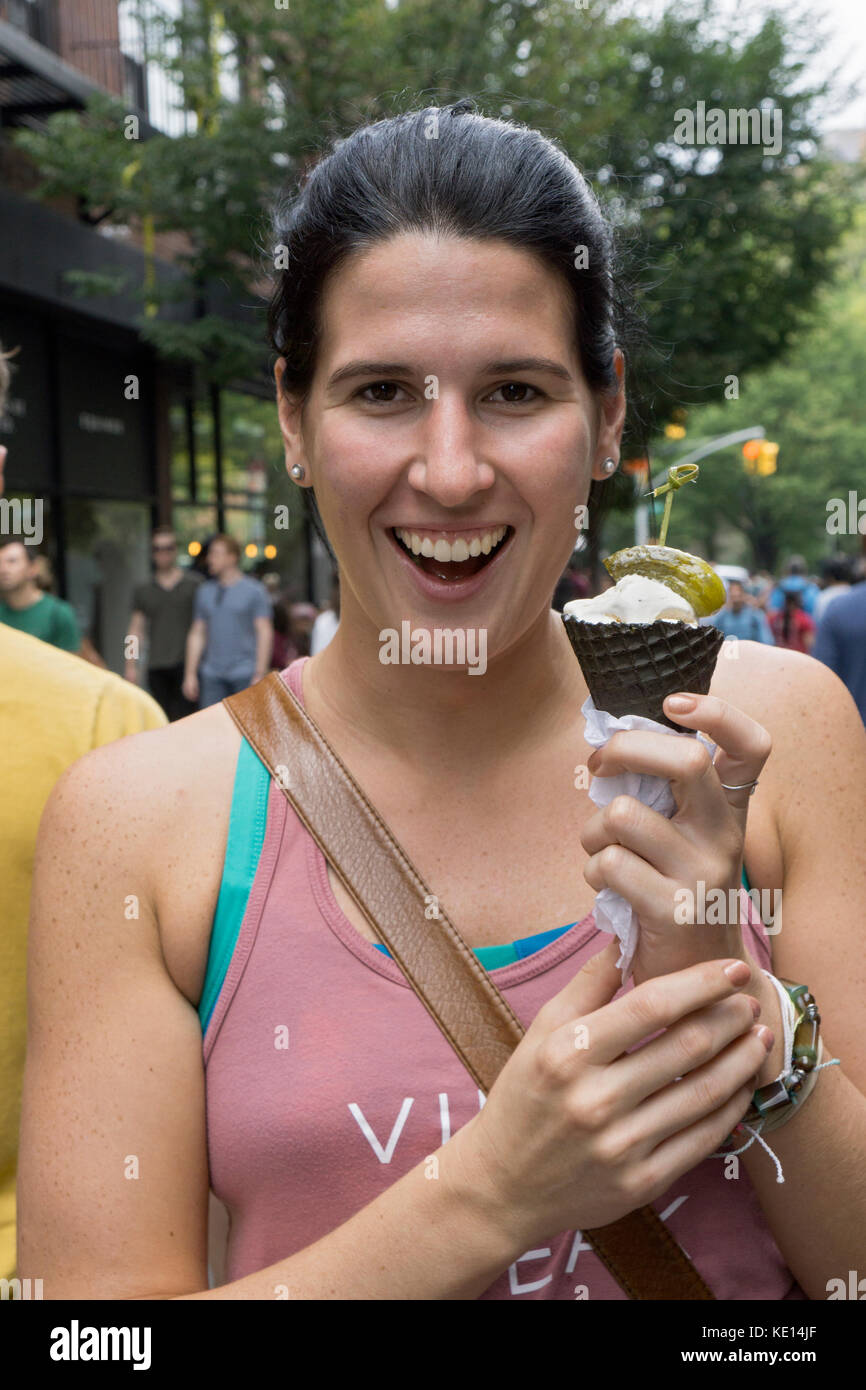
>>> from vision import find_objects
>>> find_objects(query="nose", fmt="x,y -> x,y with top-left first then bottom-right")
406,392 -> 496,506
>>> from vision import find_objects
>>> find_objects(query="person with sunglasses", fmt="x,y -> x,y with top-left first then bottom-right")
125,528 -> 202,721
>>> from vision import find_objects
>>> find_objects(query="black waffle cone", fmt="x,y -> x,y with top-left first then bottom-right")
561,613 -> 724,730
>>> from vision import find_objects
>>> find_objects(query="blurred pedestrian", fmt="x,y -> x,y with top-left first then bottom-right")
289,602 -> 317,658
183,534 -> 273,707
746,571 -> 774,610
712,580 -> 774,643
813,554 -> 853,623
126,527 -> 203,721
0,540 -> 81,653
767,588 -> 816,653
271,596 -> 301,669
310,572 -> 340,654
553,560 -> 590,611
767,555 -> 820,616
812,578 -> 866,727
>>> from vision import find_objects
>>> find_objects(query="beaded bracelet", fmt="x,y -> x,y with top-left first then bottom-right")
713,975 -> 840,1177
741,978 -> 822,1129
717,976 -> 825,1157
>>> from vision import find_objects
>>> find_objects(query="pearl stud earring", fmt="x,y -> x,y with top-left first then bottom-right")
601,457 -> 617,474
290,464 -> 305,481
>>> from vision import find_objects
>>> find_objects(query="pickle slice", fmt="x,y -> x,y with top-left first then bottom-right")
603,545 -> 726,618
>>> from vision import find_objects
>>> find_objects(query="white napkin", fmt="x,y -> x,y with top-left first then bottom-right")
581,695 -> 717,983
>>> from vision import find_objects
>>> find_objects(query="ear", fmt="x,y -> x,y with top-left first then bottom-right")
590,347 -> 627,481
274,357 -> 311,485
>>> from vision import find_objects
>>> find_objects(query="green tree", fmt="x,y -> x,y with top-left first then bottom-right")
640,203 -> 866,571
10,0 -> 860,423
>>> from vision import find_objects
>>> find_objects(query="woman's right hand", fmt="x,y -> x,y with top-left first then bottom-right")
451,943 -> 771,1246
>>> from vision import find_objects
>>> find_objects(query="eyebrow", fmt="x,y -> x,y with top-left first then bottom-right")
326,356 -> 575,388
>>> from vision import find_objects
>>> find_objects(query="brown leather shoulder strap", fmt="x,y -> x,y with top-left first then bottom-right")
223,670 -> 714,1301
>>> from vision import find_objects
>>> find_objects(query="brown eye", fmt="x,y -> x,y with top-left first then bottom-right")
490,382 -> 542,403
358,381 -> 405,403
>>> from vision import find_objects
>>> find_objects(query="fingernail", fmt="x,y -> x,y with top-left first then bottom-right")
757,1026 -> 775,1051
666,694 -> 696,713
749,997 -> 761,1019
724,960 -> 751,985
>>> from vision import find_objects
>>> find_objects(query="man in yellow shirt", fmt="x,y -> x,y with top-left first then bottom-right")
0,343 -> 167,1280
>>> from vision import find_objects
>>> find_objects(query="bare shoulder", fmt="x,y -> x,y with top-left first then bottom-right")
709,637 -> 866,839
41,699 -> 243,1005
45,698 -> 241,839
710,636 -> 861,744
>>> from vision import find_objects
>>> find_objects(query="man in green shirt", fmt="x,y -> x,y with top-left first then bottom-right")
0,540 -> 81,653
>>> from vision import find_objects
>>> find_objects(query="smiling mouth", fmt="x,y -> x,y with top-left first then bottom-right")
391,526 -> 514,582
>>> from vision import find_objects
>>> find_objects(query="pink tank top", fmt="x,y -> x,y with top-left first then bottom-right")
203,658 -> 805,1299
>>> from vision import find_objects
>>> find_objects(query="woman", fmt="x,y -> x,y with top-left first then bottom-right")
767,589 -> 816,654
17,102 -> 866,1300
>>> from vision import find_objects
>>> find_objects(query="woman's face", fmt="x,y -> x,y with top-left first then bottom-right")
276,232 -> 625,662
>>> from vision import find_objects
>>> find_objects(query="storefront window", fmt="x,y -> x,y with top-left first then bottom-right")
169,400 -> 192,500
223,506 -> 267,562
193,397 -> 216,501
221,389 -> 282,505
65,499 -> 151,674
172,503 -> 218,567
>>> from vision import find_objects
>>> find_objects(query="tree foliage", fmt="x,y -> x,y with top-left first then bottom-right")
11,0 -> 861,442
627,203 -> 866,572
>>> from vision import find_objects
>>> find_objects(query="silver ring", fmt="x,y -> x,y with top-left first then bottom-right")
719,779 -> 759,795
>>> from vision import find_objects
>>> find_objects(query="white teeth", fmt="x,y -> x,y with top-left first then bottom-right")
396,525 -> 508,562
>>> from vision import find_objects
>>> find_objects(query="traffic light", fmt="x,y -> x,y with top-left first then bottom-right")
742,440 -> 779,476
623,456 -> 649,476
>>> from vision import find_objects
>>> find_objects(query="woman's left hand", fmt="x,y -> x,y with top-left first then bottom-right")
580,691 -> 773,990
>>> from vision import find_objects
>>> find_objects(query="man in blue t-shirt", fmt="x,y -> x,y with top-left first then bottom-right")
710,580 -> 775,644
183,534 -> 273,707
812,580 -> 866,729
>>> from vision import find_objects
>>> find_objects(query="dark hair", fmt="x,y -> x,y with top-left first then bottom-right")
821,553 -> 852,585
266,98 -> 645,564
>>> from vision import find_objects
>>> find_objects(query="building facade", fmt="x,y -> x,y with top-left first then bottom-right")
0,0 -> 320,676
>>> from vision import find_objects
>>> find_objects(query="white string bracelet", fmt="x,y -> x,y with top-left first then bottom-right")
709,970 -> 841,1182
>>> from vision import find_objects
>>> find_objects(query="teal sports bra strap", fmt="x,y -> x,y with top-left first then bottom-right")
199,737 -> 271,1032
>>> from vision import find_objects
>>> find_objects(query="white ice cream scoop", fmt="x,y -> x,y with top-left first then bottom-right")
563,572 -> 698,625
